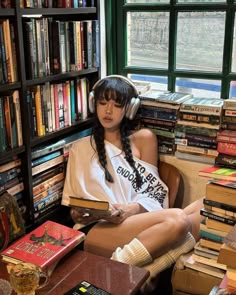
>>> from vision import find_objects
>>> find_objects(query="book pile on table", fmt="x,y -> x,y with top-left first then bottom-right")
139,90 -> 192,155
184,164 -> 236,283
175,97 -> 224,164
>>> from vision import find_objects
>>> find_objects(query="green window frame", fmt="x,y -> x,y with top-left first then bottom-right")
105,0 -> 236,98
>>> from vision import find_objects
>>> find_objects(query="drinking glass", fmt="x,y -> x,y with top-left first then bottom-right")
9,262 -> 48,295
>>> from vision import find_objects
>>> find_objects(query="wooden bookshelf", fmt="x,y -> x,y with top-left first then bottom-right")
0,0 -> 100,229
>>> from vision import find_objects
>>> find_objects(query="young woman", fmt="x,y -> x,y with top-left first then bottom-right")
62,75 -> 204,284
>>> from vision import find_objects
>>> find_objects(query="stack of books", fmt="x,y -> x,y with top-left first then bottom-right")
175,97 -> 224,164
31,129 -> 91,221
139,90 -> 192,155
216,226 -> 236,293
215,99 -> 236,169
187,165 -> 236,281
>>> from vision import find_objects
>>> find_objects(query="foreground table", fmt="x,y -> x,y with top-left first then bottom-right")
0,249 -> 149,295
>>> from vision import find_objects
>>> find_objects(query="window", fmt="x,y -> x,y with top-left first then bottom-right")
106,1 -> 236,98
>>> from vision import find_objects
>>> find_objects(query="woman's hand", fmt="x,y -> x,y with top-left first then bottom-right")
70,207 -> 110,226
70,203 -> 146,225
105,203 -> 145,224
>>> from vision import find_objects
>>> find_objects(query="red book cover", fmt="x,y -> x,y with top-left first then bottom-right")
217,130 -> 236,144
199,166 -> 236,181
1,220 -> 85,270
217,141 -> 236,156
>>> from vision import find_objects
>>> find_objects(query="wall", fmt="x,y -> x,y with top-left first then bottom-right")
160,155 -> 210,208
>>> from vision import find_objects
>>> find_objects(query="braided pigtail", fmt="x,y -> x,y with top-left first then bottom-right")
92,119 -> 114,183
120,123 -> 142,189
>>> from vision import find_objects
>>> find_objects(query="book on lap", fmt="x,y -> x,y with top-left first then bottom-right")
68,196 -> 112,215
0,220 -> 85,271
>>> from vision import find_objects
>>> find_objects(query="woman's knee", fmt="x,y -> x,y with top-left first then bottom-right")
169,209 -> 191,239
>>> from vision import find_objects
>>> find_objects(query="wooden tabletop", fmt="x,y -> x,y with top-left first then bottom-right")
0,249 -> 149,295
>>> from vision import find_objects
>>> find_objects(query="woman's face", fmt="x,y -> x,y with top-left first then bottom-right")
96,97 -> 126,131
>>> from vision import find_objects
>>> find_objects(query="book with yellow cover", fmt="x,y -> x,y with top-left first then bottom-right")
68,196 -> 111,214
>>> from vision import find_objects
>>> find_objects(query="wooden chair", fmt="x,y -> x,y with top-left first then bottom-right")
84,160 -> 182,256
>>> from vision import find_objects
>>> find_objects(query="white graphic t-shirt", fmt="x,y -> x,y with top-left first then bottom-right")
62,136 -> 169,211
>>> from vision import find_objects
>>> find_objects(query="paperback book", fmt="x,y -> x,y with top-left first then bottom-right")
1,220 -> 85,271
68,197 -> 112,215
198,166 -> 236,182
180,97 -> 224,115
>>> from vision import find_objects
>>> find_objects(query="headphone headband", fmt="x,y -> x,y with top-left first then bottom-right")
92,75 -> 139,97
89,75 -> 140,120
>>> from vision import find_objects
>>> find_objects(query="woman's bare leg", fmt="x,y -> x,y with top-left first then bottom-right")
183,197 -> 204,241
86,208 -> 191,258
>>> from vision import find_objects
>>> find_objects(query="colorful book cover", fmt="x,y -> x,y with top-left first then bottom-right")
1,220 -> 85,270
199,166 -> 236,181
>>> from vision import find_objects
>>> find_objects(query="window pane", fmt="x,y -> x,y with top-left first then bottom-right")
176,12 -> 225,71
232,16 -> 236,72
127,12 -> 169,68
177,0 -> 226,3
175,78 -> 222,97
129,74 -> 168,91
126,0 -> 169,3
230,81 -> 236,97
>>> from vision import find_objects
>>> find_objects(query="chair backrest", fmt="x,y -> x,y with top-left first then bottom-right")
158,160 -> 181,208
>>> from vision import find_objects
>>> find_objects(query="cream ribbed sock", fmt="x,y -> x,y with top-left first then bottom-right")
144,232 -> 196,283
111,238 -> 152,267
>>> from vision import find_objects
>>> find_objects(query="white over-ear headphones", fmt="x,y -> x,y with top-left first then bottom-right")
88,75 -> 140,120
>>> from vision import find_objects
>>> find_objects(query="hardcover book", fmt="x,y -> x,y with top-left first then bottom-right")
198,166 -> 236,182
1,220 -> 85,270
179,97 -> 224,115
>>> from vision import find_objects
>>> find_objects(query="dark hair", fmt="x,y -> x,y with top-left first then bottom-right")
91,76 -> 142,189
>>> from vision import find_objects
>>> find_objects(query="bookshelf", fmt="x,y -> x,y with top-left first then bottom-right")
0,0 -> 100,230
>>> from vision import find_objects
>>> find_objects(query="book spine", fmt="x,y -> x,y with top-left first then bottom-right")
13,91 -> 23,147
203,198 -> 236,213
34,198 -> 61,219
33,180 -> 64,203
199,229 -> 224,243
200,209 -> 236,226
7,182 -> 24,196
32,150 -> 62,167
33,171 -> 64,196
34,189 -> 62,212
32,163 -> 64,186
0,96 -> 7,152
0,159 -> 21,173
9,95 -> 18,148
217,134 -> 236,144
179,112 -> 220,125
4,95 -> 13,148
217,142 -> 236,156
176,145 -> 218,156
31,140 -> 65,159
32,154 -> 64,176
0,166 -> 21,186
180,104 -> 222,115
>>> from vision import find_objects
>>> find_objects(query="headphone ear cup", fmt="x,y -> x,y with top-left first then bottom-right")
126,97 -> 141,120
88,91 -> 95,113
